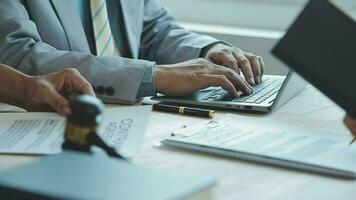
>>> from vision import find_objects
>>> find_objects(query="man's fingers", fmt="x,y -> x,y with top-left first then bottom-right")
211,52 -> 240,73
224,53 -> 241,74
205,75 -> 239,98
29,68 -> 94,116
63,68 -> 95,96
41,85 -> 70,116
344,116 -> 356,134
233,50 -> 255,86
205,61 -> 252,95
215,68 -> 252,95
245,53 -> 262,84
258,56 -> 265,81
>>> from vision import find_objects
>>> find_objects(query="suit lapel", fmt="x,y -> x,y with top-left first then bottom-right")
119,0 -> 141,59
50,0 -> 91,53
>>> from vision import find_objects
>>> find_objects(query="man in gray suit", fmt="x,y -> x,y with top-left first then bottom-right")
0,0 -> 264,104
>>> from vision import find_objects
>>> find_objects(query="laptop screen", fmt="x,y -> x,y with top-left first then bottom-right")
272,0 -> 356,116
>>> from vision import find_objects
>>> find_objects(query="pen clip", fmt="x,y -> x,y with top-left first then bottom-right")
207,121 -> 219,128
170,125 -> 188,138
170,133 -> 189,138
170,120 -> 220,138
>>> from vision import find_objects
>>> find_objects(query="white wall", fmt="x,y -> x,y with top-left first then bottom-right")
160,0 -> 355,31
160,0 -> 307,31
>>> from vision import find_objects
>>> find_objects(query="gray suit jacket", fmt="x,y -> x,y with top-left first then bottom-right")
0,0 -> 218,103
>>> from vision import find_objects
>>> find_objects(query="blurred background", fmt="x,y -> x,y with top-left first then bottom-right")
160,0 -> 356,75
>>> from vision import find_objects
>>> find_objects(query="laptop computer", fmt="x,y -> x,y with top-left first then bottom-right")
152,72 -> 306,113
152,32 -> 308,112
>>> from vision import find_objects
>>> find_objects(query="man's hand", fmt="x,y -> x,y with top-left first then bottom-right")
154,58 -> 253,97
23,68 -> 95,116
0,64 -> 95,116
204,43 -> 265,86
344,115 -> 356,137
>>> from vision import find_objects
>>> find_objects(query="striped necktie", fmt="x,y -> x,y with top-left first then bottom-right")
90,0 -> 121,57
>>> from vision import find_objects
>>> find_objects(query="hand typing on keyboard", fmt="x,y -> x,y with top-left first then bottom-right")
154,46 -> 266,98
203,78 -> 284,104
154,58 -> 255,98
204,43 -> 265,85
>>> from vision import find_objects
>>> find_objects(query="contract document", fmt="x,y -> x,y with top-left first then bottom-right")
163,114 -> 356,178
0,106 -> 152,158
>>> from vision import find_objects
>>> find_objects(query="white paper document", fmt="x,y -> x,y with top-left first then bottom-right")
163,114 -> 356,178
0,106 -> 152,158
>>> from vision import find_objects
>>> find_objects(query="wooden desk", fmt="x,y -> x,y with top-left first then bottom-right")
0,85 -> 354,200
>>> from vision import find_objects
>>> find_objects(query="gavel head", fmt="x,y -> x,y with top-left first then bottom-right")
64,95 -> 105,146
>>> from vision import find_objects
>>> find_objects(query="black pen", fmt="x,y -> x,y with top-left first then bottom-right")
153,104 -> 215,118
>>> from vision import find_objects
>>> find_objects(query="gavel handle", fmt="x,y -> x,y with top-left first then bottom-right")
87,132 -> 125,160
62,141 -> 91,153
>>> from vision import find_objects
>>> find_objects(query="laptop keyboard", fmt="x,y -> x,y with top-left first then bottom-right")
202,77 -> 284,104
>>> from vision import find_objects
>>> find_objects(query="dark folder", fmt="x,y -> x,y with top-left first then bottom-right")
272,0 -> 356,116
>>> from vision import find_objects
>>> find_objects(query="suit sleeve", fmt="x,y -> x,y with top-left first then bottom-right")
0,0 -> 155,104
139,0 -> 220,64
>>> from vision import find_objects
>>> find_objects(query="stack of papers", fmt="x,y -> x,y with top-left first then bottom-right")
0,106 -> 152,158
163,114 -> 356,178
